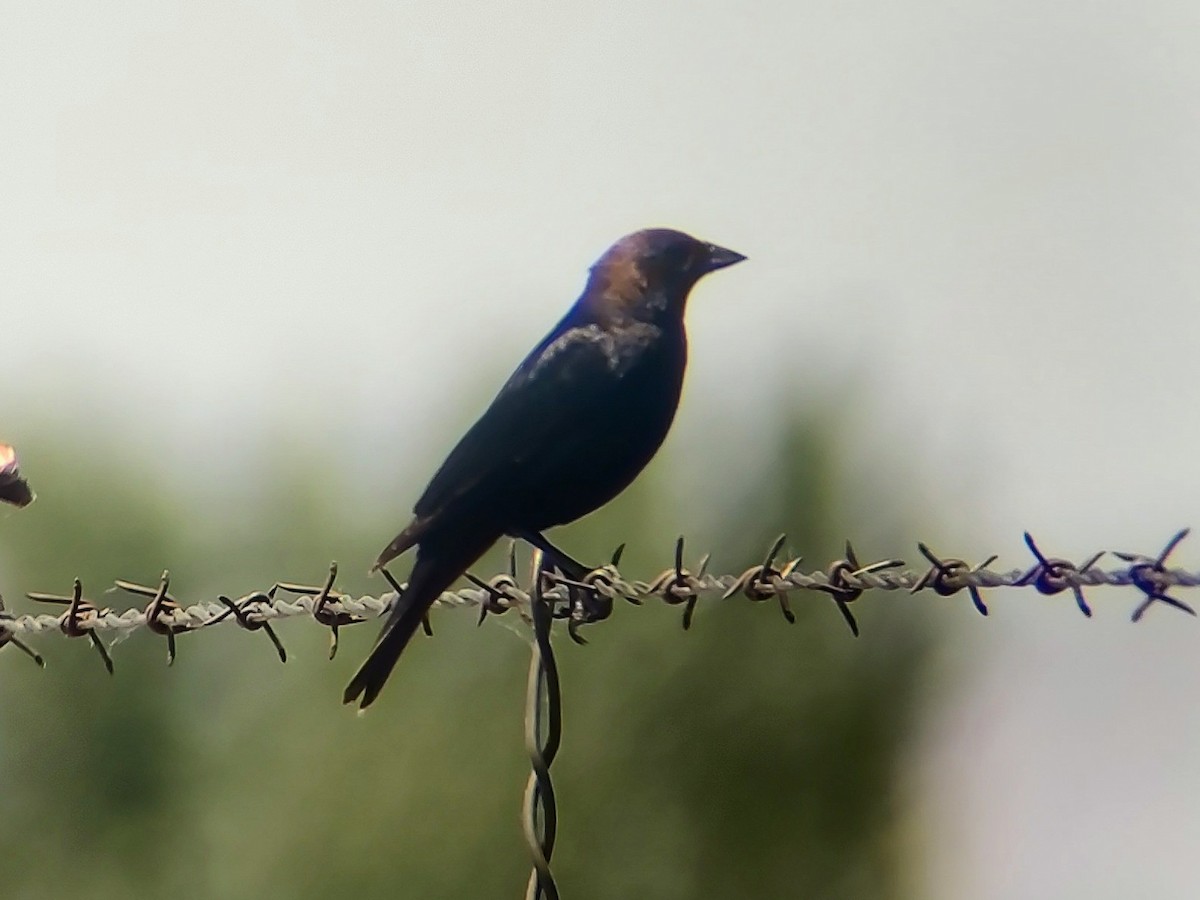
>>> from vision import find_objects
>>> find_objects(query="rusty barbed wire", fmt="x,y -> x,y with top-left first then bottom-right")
1,530 -> 1198,672
26,578 -> 116,674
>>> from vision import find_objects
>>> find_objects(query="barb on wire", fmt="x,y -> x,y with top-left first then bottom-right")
0,593 -> 44,667
1016,532 -> 1104,618
26,579 -> 114,674
270,563 -> 368,660
1115,528 -> 1196,622
2,530 -> 1199,670
523,549 -> 561,900
912,543 -> 997,616
721,533 -> 801,623
114,571 -> 188,666
646,536 -> 709,630
465,541 -> 525,627
822,540 -> 905,636
207,592 -> 288,663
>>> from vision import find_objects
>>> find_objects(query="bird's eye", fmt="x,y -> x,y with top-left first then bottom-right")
678,246 -> 701,271
660,244 -> 692,270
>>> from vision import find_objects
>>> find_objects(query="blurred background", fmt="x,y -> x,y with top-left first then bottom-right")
2,2 -> 1199,897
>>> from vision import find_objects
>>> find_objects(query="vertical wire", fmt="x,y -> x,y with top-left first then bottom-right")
523,549 -> 561,900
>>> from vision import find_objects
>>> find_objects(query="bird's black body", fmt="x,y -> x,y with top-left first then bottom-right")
418,315 -> 685,532
345,228 -> 745,708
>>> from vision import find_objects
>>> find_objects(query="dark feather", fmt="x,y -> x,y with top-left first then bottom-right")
348,524 -> 501,708
347,228 -> 745,708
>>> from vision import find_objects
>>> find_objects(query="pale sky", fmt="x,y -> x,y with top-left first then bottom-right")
3,2 -> 1199,897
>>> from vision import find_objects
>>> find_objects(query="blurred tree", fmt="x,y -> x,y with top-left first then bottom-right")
0,402 -> 933,899
0,437 -> 206,899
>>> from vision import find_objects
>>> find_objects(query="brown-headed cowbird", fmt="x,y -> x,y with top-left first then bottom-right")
344,228 -> 745,708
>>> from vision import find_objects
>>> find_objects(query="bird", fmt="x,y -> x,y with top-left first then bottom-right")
344,228 -> 746,709
0,443 -> 34,508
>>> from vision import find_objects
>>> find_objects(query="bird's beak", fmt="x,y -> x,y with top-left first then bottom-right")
703,244 -> 748,273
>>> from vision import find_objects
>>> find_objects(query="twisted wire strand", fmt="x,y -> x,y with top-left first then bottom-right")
523,549 -> 561,900
1,530 -> 1197,668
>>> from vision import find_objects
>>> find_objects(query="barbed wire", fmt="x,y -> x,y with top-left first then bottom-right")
4,504 -> 1200,899
1,529 -> 1197,672
7,447 -> 1200,900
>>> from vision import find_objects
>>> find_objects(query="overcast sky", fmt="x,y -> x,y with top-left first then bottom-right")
3,2 -> 1199,896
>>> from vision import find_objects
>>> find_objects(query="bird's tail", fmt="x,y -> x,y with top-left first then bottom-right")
344,527 -> 498,709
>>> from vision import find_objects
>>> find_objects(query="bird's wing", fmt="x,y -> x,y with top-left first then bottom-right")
413,322 -> 625,520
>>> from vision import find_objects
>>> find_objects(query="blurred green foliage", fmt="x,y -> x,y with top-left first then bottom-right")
0,404 -> 933,900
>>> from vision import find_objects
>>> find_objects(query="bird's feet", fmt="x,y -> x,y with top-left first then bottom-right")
516,530 -> 614,643
560,585 -> 613,644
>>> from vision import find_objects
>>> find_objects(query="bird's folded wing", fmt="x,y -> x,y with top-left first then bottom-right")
414,323 -> 623,520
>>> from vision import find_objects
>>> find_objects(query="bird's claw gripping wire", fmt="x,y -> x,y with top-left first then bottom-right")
513,531 -> 614,644
554,544 -> 633,644
546,572 -> 613,646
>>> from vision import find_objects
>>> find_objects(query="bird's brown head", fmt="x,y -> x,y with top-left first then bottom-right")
584,228 -> 746,322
